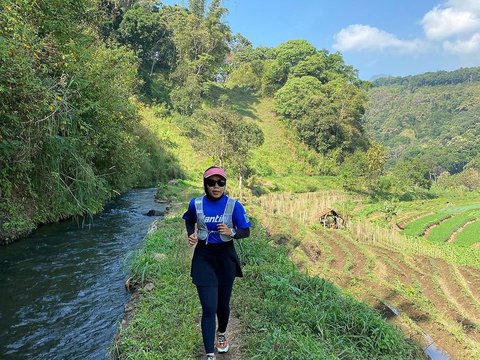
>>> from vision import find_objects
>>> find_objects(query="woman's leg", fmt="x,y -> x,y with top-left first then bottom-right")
196,286 -> 218,354
216,283 -> 233,333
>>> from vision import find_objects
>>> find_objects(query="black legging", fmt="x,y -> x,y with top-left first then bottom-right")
196,284 -> 233,353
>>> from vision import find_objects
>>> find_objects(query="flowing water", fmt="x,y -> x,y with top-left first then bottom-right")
0,188 -> 166,359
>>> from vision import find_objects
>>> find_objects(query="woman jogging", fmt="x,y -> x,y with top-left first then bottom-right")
183,166 -> 251,360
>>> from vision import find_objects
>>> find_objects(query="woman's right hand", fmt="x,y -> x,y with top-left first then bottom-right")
188,233 -> 198,247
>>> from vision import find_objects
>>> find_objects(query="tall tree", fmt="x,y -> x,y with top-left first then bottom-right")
191,107 -> 264,198
159,1 -> 231,113
118,3 -> 174,70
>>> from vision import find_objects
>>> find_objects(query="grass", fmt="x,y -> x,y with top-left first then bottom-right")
250,175 -> 342,194
113,215 -> 200,359
248,98 -> 325,177
235,221 -> 423,360
426,211 -> 480,243
455,220 -> 480,247
403,212 -> 452,237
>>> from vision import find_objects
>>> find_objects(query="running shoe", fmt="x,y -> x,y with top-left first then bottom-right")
206,355 -> 217,360
216,333 -> 230,353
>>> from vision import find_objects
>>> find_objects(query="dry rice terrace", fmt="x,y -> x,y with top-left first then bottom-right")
256,191 -> 480,360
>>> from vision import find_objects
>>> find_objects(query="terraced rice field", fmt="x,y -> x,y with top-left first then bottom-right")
257,191 -> 480,360
456,221 -> 480,247
364,199 -> 480,248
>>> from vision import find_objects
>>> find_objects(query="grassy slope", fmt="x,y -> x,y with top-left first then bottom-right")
115,93 -> 421,359
248,98 -> 340,193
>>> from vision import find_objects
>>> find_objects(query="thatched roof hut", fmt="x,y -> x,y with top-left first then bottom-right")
318,208 -> 344,229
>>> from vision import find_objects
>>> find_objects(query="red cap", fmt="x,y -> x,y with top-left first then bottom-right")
203,167 -> 227,179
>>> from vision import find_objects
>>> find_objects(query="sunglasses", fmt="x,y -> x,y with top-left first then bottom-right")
206,178 -> 226,187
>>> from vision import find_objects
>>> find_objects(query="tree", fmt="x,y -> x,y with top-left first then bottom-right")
392,157 -> 432,192
0,0 -> 161,241
159,2 -> 231,112
118,3 -> 174,71
228,32 -> 252,54
274,40 -> 316,69
227,63 -> 262,90
261,60 -> 288,95
191,107 -> 264,198
189,0 -> 205,17
274,76 -> 368,157
290,52 -> 328,81
274,76 -> 323,119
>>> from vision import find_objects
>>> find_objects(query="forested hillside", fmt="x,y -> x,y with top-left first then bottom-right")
0,0 -> 231,243
365,68 -> 480,174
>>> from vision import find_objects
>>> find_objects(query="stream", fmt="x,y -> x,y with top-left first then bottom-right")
0,188 -> 166,359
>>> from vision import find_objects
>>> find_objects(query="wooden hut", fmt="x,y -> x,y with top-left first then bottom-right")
318,208 -> 344,229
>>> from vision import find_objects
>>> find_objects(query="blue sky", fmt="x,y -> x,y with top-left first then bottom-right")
161,0 -> 480,80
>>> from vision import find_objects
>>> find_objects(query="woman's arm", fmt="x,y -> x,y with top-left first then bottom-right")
233,227 -> 250,239
185,219 -> 196,236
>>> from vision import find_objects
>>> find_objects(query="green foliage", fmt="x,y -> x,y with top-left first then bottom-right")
427,211 -> 480,243
115,216 -> 200,359
404,212 -> 453,237
275,75 -> 368,157
261,59 -> 288,96
365,70 -> 480,173
437,168 -> 480,192
161,1 -> 230,83
274,76 -> 323,118
155,2 -> 230,112
373,67 -> 480,88
169,75 -> 203,114
274,39 -> 317,69
0,0 -> 181,242
391,157 -> 432,192
255,42 -> 369,159
342,150 -> 436,201
118,3 -> 174,69
247,97 -> 328,178
290,52 -> 328,80
190,106 -> 264,177
226,62 -> 262,90
455,220 -> 480,247
231,45 -> 274,67
341,150 -> 369,193
248,175 -> 341,195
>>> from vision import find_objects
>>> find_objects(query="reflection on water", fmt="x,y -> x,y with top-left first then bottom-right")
0,188 -> 166,360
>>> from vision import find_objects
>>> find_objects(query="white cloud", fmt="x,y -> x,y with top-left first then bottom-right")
333,24 -> 425,53
447,0 -> 480,13
444,33 -> 480,53
422,6 -> 480,40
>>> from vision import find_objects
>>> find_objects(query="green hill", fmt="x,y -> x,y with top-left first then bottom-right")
364,67 -> 480,173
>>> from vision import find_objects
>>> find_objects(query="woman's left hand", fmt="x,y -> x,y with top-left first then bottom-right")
217,223 -> 233,236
